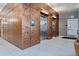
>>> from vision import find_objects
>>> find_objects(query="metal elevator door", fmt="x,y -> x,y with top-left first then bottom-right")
40,16 -> 47,40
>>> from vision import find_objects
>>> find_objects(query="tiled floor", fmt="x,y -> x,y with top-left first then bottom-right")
0,37 -> 76,56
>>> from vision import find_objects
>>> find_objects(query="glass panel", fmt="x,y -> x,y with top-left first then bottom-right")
31,20 -> 35,27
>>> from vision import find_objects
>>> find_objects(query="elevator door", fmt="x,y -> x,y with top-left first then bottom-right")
40,16 -> 47,40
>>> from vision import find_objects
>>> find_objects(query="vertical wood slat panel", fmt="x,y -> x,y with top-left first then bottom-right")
22,7 -> 31,49
47,14 -> 53,39
30,8 -> 40,46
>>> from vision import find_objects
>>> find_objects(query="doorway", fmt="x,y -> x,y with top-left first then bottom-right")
40,15 -> 47,40
67,18 -> 78,38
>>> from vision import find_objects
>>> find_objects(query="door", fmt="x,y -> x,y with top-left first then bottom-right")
40,16 -> 47,40
67,18 -> 78,37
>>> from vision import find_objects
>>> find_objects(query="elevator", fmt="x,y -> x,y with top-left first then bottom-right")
40,15 -> 47,40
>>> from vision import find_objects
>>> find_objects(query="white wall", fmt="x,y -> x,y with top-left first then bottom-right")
78,8 -> 79,37
59,10 -> 78,36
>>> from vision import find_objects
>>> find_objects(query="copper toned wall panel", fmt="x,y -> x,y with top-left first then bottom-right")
22,7 -> 31,49
30,8 -> 40,46
1,18 -> 22,48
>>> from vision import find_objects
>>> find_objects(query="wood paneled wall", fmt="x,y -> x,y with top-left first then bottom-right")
47,14 -> 52,39
1,4 -> 40,49
1,3 -> 59,49
53,13 -> 59,37
1,17 -> 22,48
21,4 -> 40,49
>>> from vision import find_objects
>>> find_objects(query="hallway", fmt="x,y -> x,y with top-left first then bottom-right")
0,37 -> 75,56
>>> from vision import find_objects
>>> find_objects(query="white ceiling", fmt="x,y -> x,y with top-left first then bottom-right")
47,3 -> 79,13
0,3 -> 20,17
0,3 -> 7,12
0,3 -> 79,14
